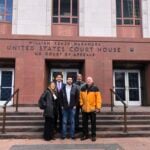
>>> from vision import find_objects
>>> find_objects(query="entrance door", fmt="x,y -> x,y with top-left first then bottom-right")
51,69 -> 79,83
113,70 -> 141,106
0,69 -> 14,106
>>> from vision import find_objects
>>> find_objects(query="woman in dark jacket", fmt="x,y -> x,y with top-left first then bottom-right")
39,81 -> 57,141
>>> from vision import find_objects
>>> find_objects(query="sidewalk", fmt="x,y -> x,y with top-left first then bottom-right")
0,137 -> 150,150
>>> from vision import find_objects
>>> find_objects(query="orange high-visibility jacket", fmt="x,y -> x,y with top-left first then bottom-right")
80,84 -> 102,112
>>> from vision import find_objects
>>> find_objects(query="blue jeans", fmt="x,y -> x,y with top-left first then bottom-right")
62,108 -> 76,138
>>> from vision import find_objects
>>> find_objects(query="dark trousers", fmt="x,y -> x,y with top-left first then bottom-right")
54,107 -> 58,131
53,101 -> 62,132
53,101 -> 58,131
75,106 -> 80,130
44,117 -> 54,140
58,104 -> 62,131
82,112 -> 96,137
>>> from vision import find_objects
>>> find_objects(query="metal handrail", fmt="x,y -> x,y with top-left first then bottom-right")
110,88 -> 127,133
2,88 -> 19,133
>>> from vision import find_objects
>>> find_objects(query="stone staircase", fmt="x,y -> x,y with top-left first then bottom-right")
0,107 -> 150,139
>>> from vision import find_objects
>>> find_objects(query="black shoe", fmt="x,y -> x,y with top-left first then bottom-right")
61,137 -> 65,140
91,136 -> 96,142
71,137 -> 75,140
51,137 -> 56,140
75,127 -> 82,133
44,139 -> 51,141
80,135 -> 89,141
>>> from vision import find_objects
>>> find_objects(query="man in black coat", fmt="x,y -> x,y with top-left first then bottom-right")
54,74 -> 65,132
60,76 -> 79,139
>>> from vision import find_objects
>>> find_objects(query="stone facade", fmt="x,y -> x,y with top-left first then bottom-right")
0,36 -> 150,105
1,0 -> 150,106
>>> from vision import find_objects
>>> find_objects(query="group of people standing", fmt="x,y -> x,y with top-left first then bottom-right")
38,73 -> 102,142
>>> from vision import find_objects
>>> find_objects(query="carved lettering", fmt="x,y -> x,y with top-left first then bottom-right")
6,40 -> 122,57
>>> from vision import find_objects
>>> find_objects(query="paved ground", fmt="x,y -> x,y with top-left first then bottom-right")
0,137 -> 150,150
10,143 -> 124,150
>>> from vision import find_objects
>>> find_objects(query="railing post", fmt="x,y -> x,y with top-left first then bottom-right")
110,89 -> 114,112
2,106 -> 6,133
124,105 -> 127,133
15,90 -> 19,112
1,88 -> 19,134
110,88 -> 128,133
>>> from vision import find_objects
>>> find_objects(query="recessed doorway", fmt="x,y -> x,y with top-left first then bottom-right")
51,69 -> 79,83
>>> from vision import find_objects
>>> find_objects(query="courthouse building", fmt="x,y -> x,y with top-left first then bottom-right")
0,0 -> 150,106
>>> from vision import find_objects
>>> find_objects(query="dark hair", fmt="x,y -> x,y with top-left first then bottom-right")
67,76 -> 73,80
56,73 -> 63,78
48,81 -> 56,86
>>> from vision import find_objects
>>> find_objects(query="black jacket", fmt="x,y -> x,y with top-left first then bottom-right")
55,81 -> 65,105
40,88 -> 56,118
61,84 -> 79,109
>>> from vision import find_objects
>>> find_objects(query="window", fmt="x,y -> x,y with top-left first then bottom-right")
0,0 -> 13,22
116,0 -> 141,25
52,0 -> 78,24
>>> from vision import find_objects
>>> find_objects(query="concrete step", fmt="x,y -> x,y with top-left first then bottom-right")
1,130 -> 150,139
1,111 -> 150,116
96,131 -> 150,138
1,125 -> 150,132
0,132 -> 43,139
0,116 -> 44,120
1,107 -> 150,139
97,125 -> 150,131
0,112 -> 43,116
0,126 -> 43,132
1,114 -> 150,121
1,119 -> 150,126
1,115 -> 150,121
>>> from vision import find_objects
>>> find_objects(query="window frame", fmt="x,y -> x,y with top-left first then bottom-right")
52,0 -> 78,24
116,0 -> 141,26
0,0 -> 13,23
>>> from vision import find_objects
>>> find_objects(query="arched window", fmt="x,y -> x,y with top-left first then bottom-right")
116,0 -> 141,25
0,0 -> 13,22
52,0 -> 78,24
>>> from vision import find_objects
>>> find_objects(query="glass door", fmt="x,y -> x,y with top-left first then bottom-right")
113,71 -> 126,105
128,72 -> 141,105
113,70 -> 141,106
51,69 -> 79,83
0,69 -> 14,106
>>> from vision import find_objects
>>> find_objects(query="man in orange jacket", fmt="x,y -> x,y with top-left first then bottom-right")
80,76 -> 102,141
